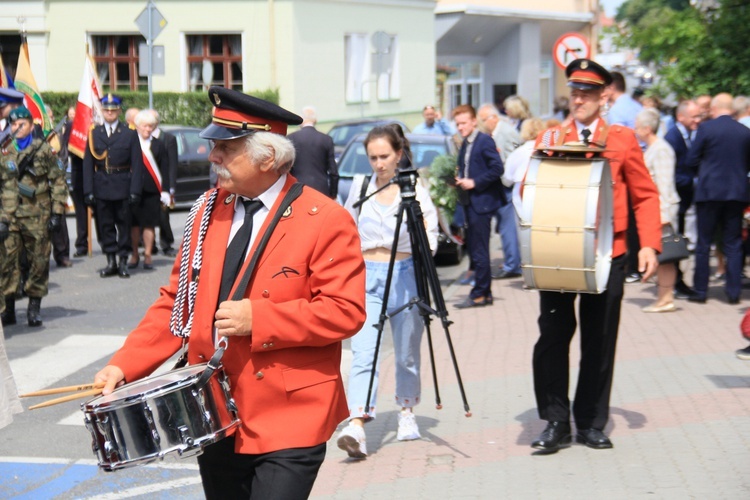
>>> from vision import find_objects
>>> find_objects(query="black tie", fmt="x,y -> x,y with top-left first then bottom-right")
581,128 -> 591,144
218,199 -> 263,303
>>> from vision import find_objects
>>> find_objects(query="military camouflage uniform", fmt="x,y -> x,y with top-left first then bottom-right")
0,138 -> 68,299
0,152 -> 13,315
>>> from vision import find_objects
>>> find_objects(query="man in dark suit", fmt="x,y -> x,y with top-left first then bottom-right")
151,110 -> 178,256
288,106 -> 338,199
453,104 -> 504,308
664,100 -> 702,298
83,94 -> 145,278
686,93 -> 750,304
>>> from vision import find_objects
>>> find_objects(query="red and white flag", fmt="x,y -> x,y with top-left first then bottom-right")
68,54 -> 103,159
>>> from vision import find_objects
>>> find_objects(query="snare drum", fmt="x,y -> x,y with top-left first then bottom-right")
82,363 -> 240,471
518,155 -> 613,293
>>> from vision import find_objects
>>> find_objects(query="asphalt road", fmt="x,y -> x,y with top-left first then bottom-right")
0,209 -> 464,499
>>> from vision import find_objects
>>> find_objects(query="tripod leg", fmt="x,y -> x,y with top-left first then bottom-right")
404,199 -> 472,417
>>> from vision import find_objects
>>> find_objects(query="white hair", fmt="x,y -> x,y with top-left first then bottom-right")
636,108 -> 661,134
134,109 -> 157,127
243,132 -> 296,174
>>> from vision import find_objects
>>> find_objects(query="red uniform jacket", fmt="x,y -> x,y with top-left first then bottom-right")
536,119 -> 662,258
109,176 -> 366,454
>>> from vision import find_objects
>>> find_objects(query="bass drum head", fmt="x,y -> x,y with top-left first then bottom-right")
519,156 -> 613,293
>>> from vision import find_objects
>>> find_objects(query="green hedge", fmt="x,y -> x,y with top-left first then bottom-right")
41,88 -> 280,128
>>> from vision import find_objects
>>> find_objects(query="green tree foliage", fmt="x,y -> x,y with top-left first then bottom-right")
615,0 -> 750,97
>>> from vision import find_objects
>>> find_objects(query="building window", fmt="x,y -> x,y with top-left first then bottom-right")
446,61 -> 482,110
345,32 -> 400,104
345,33 -> 371,103
92,35 -> 147,91
374,34 -> 399,101
186,34 -> 242,91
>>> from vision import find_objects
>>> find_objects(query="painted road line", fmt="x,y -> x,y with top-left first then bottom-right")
81,476 -> 203,499
10,334 -> 125,394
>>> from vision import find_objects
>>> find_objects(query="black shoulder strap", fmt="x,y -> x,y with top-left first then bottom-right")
230,182 -> 305,301
357,174 -> 372,218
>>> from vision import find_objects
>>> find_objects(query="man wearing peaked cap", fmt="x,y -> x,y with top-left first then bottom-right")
95,87 -> 366,498
527,59 -> 662,453
0,88 -> 25,143
83,93 -> 146,278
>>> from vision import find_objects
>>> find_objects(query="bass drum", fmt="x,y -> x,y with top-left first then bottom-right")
82,363 -> 240,471
518,155 -> 613,293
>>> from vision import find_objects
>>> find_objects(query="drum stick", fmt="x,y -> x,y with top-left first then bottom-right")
28,388 -> 103,410
20,382 -> 105,398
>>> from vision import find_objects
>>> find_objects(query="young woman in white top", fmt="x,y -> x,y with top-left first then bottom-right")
337,125 -> 438,459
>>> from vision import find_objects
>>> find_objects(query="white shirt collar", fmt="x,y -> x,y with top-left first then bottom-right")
234,173 -> 287,213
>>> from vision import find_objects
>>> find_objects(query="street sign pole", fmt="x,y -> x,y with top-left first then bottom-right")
148,0 -> 153,109
135,1 -> 167,109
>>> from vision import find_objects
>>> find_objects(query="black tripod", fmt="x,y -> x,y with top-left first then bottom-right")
352,164 -> 471,417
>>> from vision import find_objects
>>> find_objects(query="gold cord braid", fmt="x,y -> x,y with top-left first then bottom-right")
88,126 -> 108,162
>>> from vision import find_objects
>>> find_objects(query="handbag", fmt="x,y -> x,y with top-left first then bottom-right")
657,223 -> 689,264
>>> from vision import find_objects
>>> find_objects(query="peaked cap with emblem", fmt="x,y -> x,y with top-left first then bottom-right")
101,93 -> 123,110
200,86 -> 303,140
566,58 -> 612,90
0,88 -> 24,108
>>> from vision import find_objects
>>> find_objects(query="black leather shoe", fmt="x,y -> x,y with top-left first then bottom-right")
454,296 -> 493,309
728,296 -> 740,305
531,422 -> 571,453
492,269 -> 522,280
673,284 -> 697,300
73,250 -> 87,258
576,428 -> 613,449
56,258 -> 73,268
117,257 -> 130,278
99,254 -> 118,278
688,295 -> 707,304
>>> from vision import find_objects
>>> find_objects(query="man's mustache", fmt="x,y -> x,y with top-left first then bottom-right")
212,164 -> 231,179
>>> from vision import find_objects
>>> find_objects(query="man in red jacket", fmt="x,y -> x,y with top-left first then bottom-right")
95,87 -> 366,498
530,59 -> 662,453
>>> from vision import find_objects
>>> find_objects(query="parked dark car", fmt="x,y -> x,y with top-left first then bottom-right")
336,132 -> 464,264
160,125 -> 213,207
327,118 -> 409,162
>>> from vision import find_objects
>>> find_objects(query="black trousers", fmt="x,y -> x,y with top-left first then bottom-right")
465,206 -> 493,300
50,218 -> 70,263
70,157 -> 90,254
197,436 -> 326,500
533,255 -> 626,430
158,206 -> 175,251
95,198 -> 131,256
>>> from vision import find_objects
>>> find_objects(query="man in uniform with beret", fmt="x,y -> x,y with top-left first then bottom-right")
83,94 -> 145,278
529,59 -> 662,453
0,107 -> 68,327
95,87 -> 366,498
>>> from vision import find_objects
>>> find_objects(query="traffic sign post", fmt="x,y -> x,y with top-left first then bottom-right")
135,1 -> 167,109
552,33 -> 591,70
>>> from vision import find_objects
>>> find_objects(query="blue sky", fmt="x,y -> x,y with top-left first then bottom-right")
600,0 -> 625,17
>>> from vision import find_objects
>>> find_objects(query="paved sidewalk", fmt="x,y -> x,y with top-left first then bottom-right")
313,246 -> 750,499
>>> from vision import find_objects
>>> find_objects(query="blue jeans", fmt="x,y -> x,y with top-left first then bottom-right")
347,258 -> 423,419
495,187 -> 521,273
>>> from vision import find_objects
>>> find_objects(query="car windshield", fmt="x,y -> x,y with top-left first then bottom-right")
328,123 -> 382,148
338,138 -> 451,177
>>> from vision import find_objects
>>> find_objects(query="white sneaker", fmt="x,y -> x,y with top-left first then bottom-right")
397,410 -> 421,441
336,423 -> 367,459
